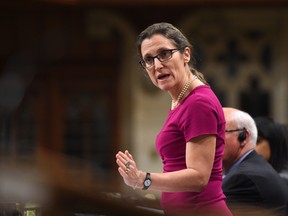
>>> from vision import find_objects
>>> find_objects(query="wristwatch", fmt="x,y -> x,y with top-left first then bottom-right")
143,172 -> 152,190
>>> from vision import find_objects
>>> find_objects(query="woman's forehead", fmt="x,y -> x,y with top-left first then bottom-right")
141,35 -> 174,55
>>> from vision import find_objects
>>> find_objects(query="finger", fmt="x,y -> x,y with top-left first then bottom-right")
125,150 -> 133,160
116,152 -> 129,166
116,159 -> 127,170
116,151 -> 126,160
122,167 -> 130,177
116,159 -> 122,167
125,150 -> 134,160
118,167 -> 128,177
124,151 -> 135,166
123,158 -> 132,168
117,151 -> 136,173
125,151 -> 137,170
122,152 -> 131,163
117,159 -> 133,174
118,151 -> 126,157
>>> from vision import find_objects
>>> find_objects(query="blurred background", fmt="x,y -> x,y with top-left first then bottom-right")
0,0 -> 288,215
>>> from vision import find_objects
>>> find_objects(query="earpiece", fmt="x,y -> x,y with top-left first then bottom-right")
238,128 -> 247,142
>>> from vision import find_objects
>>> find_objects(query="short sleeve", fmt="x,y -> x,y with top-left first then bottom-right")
178,93 -> 219,142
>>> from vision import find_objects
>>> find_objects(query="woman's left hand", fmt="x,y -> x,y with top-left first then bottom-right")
116,150 -> 141,189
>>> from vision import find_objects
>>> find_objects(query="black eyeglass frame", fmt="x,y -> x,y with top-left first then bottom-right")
225,128 -> 246,133
139,48 -> 180,69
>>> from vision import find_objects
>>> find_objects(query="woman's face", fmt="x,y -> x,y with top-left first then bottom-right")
140,34 -> 190,93
255,138 -> 271,160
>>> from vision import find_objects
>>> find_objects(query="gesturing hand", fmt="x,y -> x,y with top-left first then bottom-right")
116,150 -> 141,189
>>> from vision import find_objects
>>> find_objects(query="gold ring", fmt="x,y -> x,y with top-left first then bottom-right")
125,168 -> 128,174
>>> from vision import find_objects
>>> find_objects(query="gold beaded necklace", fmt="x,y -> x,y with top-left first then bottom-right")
171,75 -> 197,110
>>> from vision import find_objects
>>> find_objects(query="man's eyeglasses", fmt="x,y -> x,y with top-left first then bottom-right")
225,128 -> 246,133
139,48 -> 180,69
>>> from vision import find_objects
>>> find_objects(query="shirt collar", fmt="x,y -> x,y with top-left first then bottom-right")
223,149 -> 254,178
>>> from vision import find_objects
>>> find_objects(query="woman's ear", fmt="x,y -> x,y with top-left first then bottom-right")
183,47 -> 191,63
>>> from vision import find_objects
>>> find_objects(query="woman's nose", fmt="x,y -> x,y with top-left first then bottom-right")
154,58 -> 163,69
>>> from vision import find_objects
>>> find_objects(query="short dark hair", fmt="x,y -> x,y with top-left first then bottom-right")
254,116 -> 288,172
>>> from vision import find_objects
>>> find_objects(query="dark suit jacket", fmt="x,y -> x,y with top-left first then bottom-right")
222,150 -> 288,216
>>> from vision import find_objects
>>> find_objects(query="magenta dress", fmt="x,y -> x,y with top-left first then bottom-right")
156,85 -> 232,216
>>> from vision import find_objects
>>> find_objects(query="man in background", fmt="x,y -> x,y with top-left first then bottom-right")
222,107 -> 288,216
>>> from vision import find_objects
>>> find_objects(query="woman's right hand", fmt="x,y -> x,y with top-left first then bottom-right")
116,150 -> 142,189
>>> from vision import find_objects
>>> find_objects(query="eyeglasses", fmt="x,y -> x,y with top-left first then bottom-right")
139,48 -> 180,69
225,128 -> 246,133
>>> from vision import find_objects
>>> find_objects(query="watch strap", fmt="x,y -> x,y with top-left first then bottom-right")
142,172 -> 151,190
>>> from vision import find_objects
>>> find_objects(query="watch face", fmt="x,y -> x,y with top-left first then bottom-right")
144,179 -> 151,187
